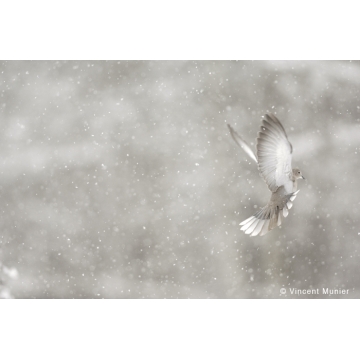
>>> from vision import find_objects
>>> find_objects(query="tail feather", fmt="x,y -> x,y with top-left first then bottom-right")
269,207 -> 279,230
250,220 -> 265,237
240,190 -> 299,237
240,217 -> 257,231
282,206 -> 289,218
245,219 -> 260,234
239,216 -> 255,226
259,219 -> 271,236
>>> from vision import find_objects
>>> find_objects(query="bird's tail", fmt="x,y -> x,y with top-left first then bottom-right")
239,190 -> 300,237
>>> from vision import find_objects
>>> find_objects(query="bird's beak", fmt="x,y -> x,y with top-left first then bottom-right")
302,175 -> 305,180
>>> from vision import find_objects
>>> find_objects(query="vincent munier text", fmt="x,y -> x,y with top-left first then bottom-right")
288,288 -> 349,295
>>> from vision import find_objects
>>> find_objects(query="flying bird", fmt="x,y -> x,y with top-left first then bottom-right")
228,113 -> 305,237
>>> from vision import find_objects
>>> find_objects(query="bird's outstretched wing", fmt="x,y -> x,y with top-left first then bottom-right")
227,124 -> 258,164
256,113 -> 293,193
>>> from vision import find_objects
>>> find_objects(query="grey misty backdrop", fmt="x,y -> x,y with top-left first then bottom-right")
0,60 -> 359,299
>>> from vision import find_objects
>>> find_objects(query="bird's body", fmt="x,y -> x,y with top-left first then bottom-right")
228,113 -> 304,237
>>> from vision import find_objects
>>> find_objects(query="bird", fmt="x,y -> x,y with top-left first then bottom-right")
228,113 -> 305,237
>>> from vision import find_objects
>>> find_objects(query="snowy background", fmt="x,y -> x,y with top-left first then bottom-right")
1,60 -> 359,298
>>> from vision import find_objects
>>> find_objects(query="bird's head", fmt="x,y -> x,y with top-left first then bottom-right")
293,168 -> 305,180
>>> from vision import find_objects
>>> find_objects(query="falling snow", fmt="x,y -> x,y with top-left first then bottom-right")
0,60 -> 359,299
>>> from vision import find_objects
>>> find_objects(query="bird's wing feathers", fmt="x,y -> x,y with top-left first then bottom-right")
227,124 -> 258,164
256,114 -> 293,193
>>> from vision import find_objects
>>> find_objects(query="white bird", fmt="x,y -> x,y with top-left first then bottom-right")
228,113 -> 305,236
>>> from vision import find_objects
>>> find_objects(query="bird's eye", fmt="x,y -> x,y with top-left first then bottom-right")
298,171 -> 300,174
